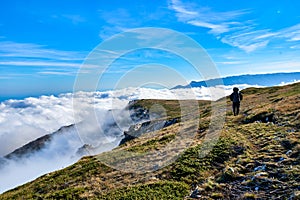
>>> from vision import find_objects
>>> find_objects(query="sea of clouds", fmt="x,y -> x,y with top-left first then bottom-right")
0,84 -> 267,193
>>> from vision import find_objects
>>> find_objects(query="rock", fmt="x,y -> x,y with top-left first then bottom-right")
244,112 -> 277,124
76,144 -> 95,156
217,166 -> 239,183
128,105 -> 150,122
190,186 -> 204,198
232,146 -> 245,155
119,131 -> 136,145
245,163 -> 256,169
254,172 -> 269,178
286,150 -> 293,156
281,139 -> 295,149
290,190 -> 300,200
228,167 -> 235,173
254,164 -> 266,172
148,176 -> 158,181
286,129 -> 296,133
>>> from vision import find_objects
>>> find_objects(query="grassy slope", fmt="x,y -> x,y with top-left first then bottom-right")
1,82 -> 299,200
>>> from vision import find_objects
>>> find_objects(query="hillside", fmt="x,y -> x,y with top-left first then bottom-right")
1,82 -> 299,199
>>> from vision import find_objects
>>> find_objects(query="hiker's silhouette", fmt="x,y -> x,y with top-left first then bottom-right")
230,87 -> 243,116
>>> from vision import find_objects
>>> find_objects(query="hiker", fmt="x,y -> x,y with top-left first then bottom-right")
230,87 -> 243,116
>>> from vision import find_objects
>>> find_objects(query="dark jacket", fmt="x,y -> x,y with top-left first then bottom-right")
230,91 -> 243,103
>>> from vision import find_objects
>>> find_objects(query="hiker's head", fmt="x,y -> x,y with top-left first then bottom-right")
233,87 -> 239,92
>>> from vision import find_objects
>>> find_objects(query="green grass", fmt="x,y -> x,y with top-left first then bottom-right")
0,157 -> 111,200
96,181 -> 189,200
167,137 -> 237,184
129,99 -> 211,119
127,134 -> 176,153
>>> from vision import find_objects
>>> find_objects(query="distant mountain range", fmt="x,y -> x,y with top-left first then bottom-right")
173,72 -> 300,89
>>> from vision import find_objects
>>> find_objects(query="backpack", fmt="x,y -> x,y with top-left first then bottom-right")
230,92 -> 242,103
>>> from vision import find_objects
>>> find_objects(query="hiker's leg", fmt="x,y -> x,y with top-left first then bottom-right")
232,104 -> 236,115
236,103 -> 240,115
233,103 -> 237,116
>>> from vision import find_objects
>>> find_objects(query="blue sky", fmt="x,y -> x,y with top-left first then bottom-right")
0,0 -> 300,99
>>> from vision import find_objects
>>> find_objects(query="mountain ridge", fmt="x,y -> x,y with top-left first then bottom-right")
1,82 -> 299,199
173,72 -> 300,89
4,124 -> 75,160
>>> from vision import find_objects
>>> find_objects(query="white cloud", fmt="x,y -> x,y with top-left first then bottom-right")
221,28 -> 268,52
0,41 -> 85,61
276,23 -> 300,41
254,32 -> 278,40
0,41 -> 86,77
221,24 -> 300,52
216,61 -> 247,65
188,20 -> 229,34
290,44 -> 300,49
37,71 -> 76,75
0,61 -> 81,68
168,0 -> 267,52
169,0 -> 247,34
169,1 -> 300,53
98,8 -> 139,40
170,0 -> 198,18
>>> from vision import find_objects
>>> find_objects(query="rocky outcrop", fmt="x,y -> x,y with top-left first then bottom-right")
119,101 -> 181,145
127,100 -> 150,122
243,111 -> 278,124
76,144 -> 95,156
119,117 -> 179,145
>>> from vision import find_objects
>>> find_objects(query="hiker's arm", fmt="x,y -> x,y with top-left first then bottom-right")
230,94 -> 233,101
